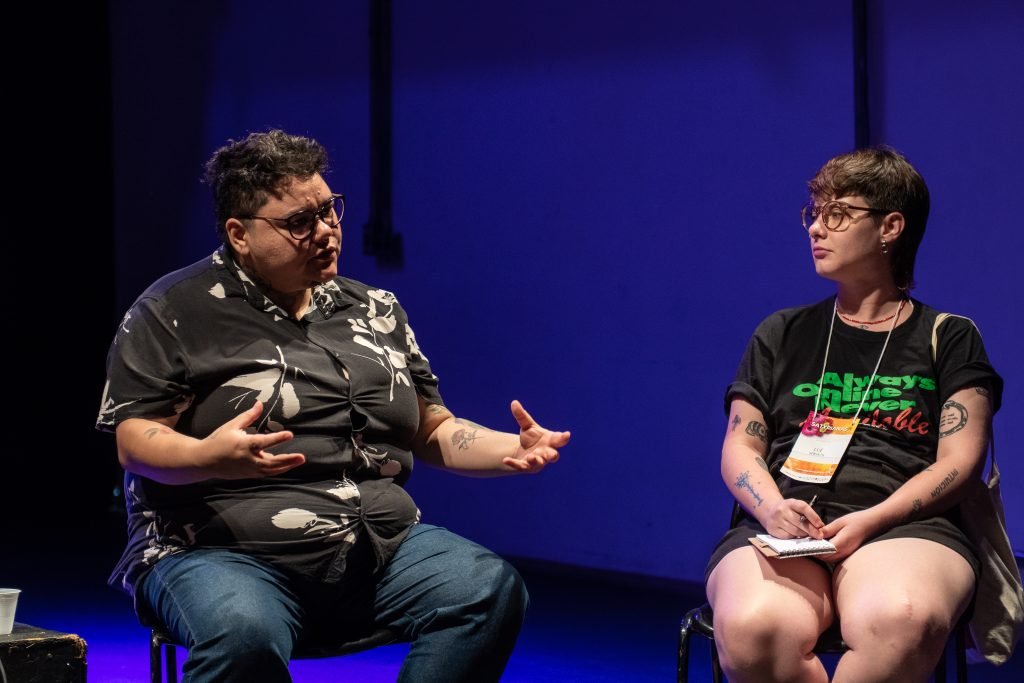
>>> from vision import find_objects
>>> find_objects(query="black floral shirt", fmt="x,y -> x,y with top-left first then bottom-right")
97,247 -> 443,596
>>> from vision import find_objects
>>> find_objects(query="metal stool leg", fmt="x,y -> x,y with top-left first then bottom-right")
166,642 -> 177,683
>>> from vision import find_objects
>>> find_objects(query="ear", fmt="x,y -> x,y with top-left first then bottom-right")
225,218 -> 250,255
880,211 -> 905,245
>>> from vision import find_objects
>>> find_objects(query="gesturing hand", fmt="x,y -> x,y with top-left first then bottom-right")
503,400 -> 571,474
202,402 -> 306,479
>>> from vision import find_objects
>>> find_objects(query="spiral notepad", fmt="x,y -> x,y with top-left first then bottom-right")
749,534 -> 837,559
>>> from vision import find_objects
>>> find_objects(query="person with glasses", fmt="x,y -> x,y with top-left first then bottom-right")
703,146 -> 1001,682
96,129 -> 570,682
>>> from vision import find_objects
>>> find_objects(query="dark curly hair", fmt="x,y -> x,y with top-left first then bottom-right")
204,129 -> 329,245
808,145 -> 930,291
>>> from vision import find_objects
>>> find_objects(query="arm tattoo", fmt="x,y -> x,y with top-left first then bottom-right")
930,468 -> 960,499
975,386 -> 990,398
454,417 -> 491,431
938,400 -> 968,438
143,426 -> 171,439
755,457 -> 769,472
452,428 -> 482,450
426,403 -> 448,415
910,498 -> 923,519
745,421 -> 768,444
730,415 -> 741,432
734,471 -> 764,508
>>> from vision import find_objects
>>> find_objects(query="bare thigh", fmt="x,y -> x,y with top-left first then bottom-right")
708,545 -> 835,641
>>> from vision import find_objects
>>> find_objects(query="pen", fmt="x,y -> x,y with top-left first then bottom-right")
799,495 -> 818,524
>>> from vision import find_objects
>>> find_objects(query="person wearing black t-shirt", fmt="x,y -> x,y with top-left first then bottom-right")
97,129 -> 570,683
704,147 -> 1001,682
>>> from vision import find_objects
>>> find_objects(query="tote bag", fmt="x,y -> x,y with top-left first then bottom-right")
933,312 -> 1023,665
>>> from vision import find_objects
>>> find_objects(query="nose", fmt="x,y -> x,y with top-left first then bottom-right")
311,216 -> 339,244
807,217 -> 827,239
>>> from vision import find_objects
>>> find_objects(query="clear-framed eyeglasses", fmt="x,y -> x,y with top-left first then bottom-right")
239,193 -> 345,241
801,199 -> 894,232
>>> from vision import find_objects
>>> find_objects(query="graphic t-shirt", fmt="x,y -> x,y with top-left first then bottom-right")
726,297 -> 1002,508
97,247 -> 443,597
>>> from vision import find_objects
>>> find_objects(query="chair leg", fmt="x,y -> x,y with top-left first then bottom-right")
678,610 -> 723,683
150,633 -> 162,683
150,631 -> 178,683
166,643 -> 177,683
677,617 -> 692,683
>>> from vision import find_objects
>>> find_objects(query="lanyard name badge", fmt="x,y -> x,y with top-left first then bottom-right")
781,298 -> 906,484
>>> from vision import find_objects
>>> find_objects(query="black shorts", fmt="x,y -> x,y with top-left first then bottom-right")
703,500 -> 979,586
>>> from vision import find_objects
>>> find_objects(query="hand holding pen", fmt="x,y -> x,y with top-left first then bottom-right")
798,494 -> 825,538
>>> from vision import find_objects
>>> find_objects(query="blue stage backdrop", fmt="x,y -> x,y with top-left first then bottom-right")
108,0 -> 1022,585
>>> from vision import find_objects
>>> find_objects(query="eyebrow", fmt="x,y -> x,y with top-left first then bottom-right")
282,196 -> 333,220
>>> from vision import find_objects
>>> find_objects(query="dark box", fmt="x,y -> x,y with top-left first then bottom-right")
0,623 -> 87,682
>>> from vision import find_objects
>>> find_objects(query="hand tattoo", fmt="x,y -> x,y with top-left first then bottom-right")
745,421 -> 768,444
938,400 -> 968,438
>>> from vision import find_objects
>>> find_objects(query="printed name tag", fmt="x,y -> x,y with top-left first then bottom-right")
781,411 -> 860,483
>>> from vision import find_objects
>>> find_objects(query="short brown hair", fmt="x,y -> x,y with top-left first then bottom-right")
808,146 -> 929,291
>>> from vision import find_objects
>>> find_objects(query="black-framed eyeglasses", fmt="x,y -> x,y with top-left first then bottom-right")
801,200 -> 895,232
239,193 -> 345,241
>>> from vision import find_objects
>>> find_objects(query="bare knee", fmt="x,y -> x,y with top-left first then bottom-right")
842,596 -> 951,657
714,602 -> 819,670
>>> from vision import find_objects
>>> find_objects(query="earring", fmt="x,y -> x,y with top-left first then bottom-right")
880,238 -> 888,255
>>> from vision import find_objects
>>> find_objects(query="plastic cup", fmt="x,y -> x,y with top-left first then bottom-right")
0,588 -> 20,635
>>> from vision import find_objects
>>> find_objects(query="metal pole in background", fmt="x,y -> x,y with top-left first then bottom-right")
852,0 -> 870,149
364,0 -> 403,267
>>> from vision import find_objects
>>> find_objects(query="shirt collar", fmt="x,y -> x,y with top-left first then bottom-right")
213,246 -> 354,321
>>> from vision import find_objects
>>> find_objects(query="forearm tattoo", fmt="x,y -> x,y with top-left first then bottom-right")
426,403 -> 448,415
930,468 -> 960,499
938,400 -> 968,438
910,498 -> 923,519
975,386 -> 990,398
452,428 -> 482,450
735,471 -> 764,508
745,420 -> 768,444
730,415 -> 741,432
755,457 -> 769,472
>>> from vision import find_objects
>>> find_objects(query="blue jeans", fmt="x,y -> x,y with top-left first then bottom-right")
138,524 -> 529,682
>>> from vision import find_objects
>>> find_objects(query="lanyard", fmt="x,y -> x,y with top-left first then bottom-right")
812,298 -> 907,420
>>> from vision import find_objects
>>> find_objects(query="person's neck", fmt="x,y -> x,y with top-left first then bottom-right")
835,282 -> 907,326
269,289 -> 312,320
237,259 -> 311,319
